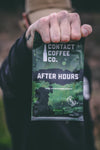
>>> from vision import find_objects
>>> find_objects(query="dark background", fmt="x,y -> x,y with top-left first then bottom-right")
0,0 -> 99,12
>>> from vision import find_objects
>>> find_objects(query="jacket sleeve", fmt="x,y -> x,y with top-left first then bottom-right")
0,33 -> 32,136
0,33 -> 32,98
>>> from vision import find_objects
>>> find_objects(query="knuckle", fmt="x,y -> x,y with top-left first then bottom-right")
50,13 -> 57,19
59,10 -> 69,18
38,16 -> 49,26
60,10 -> 68,16
72,13 -> 80,20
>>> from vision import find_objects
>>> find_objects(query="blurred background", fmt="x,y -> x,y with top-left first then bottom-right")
0,0 -> 100,150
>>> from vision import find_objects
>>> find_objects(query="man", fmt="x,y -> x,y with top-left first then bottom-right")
0,0 -> 96,150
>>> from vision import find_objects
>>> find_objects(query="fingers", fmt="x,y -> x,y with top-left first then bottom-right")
37,16 -> 50,43
26,17 -> 50,49
70,13 -> 81,40
58,11 -> 70,42
26,10 -> 93,49
49,13 -> 60,43
81,24 -> 92,37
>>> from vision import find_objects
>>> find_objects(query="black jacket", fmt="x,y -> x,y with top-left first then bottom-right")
0,34 -> 96,150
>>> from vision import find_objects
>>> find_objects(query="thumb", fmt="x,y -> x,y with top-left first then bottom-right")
81,24 -> 92,37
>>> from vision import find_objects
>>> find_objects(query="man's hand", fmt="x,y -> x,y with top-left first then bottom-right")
26,11 -> 92,49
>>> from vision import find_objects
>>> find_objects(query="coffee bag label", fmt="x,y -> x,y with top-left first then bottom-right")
31,32 -> 84,121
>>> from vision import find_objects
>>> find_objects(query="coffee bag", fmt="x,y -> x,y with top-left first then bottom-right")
31,32 -> 84,121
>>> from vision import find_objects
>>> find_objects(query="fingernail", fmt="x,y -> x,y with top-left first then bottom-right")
83,28 -> 88,37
